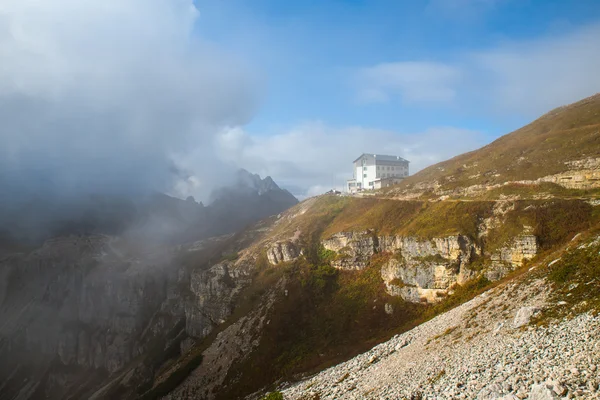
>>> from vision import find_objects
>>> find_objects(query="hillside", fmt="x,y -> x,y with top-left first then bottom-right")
387,93 -> 600,199
282,239 -> 600,399
2,96 -> 600,400
0,171 -> 297,400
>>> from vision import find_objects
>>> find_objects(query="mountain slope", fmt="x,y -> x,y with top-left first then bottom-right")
136,95 -> 600,400
3,96 -> 600,400
282,237 -> 600,399
0,172 -> 297,400
390,93 -> 600,198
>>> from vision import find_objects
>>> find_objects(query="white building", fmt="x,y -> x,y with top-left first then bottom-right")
347,153 -> 409,193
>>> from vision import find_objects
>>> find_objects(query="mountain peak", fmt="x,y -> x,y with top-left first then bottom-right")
235,168 -> 282,195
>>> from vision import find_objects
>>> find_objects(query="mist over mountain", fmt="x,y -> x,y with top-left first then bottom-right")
0,169 -> 297,247
0,0 -> 259,209
2,1 -> 600,399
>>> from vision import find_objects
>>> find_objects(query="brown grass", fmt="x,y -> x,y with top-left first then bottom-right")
389,94 -> 600,194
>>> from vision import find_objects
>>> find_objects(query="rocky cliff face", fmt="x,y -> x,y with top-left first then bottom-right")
162,276 -> 284,400
0,215 -> 278,400
321,231 -> 538,303
185,259 -> 253,339
0,235 -> 175,398
267,241 -> 302,265
488,235 -> 538,280
322,231 -> 377,270
379,235 -> 479,303
538,157 -> 600,189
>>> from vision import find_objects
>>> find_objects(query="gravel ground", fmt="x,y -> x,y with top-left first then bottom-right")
281,278 -> 600,399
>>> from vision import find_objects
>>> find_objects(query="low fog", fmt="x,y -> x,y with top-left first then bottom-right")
0,0 -> 258,202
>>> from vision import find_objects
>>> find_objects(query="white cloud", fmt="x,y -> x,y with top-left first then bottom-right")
355,23 -> 600,116
216,123 -> 485,198
356,62 -> 461,104
0,0 -> 258,201
472,23 -> 600,115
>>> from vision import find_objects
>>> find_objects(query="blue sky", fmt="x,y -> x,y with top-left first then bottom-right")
1,0 -> 600,200
191,0 -> 600,196
195,0 -> 600,134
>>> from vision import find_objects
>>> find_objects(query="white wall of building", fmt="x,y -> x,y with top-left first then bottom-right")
348,155 -> 409,193
355,164 -> 378,189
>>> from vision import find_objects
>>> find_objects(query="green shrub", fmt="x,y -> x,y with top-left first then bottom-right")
261,392 -> 284,400
221,252 -> 240,262
548,242 -> 600,285
317,246 -> 338,263
300,264 -> 339,296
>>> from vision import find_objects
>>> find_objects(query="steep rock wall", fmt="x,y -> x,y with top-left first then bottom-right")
379,235 -> 479,303
185,260 -> 252,339
322,231 -> 376,270
0,234 -> 257,399
321,232 -> 538,303
267,241 -> 302,265
487,235 -> 538,281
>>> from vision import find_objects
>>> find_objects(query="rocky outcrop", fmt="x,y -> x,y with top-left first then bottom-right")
162,276 -> 283,400
267,241 -> 302,265
321,230 -> 539,303
382,260 -> 461,303
513,306 -> 540,328
185,260 -> 252,338
378,235 -> 479,261
488,235 -> 538,280
322,231 -> 376,270
538,158 -> 600,190
379,235 -> 479,303
321,233 -> 481,302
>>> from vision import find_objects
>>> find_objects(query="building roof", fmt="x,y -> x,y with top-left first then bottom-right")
353,153 -> 409,163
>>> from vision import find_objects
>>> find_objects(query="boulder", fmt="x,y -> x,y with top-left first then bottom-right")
529,384 -> 558,400
513,306 -> 539,328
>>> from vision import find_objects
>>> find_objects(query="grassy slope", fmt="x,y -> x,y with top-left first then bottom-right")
213,194 -> 599,399
393,93 -> 600,193
220,95 -> 600,397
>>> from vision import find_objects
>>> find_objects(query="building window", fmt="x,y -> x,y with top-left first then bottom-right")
363,174 -> 367,178
363,166 -> 367,171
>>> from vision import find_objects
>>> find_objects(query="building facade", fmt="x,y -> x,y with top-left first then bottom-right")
347,153 -> 409,193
